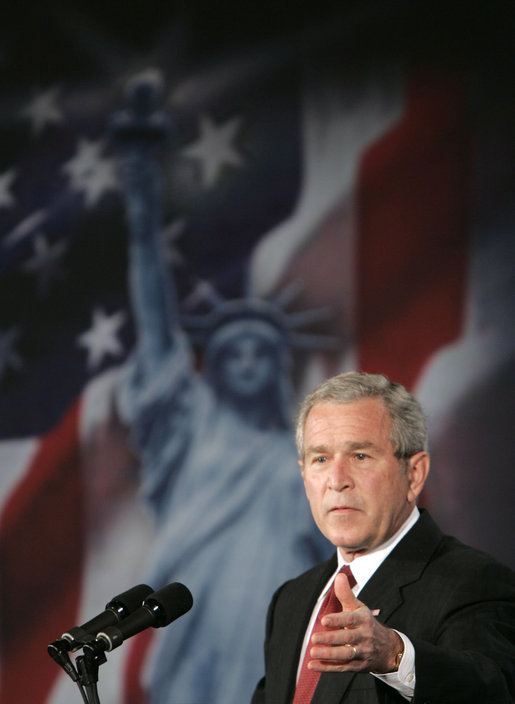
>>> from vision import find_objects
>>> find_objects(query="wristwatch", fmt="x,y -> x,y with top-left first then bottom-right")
392,641 -> 405,671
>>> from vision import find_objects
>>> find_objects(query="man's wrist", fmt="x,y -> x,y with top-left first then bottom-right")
389,632 -> 405,672
371,632 -> 415,700
371,630 -> 406,674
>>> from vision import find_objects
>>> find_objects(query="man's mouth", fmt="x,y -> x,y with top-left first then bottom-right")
329,506 -> 359,514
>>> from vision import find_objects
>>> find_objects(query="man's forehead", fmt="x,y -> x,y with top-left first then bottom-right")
306,398 -> 389,421
303,399 -> 392,442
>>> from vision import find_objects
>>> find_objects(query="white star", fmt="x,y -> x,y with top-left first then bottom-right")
0,169 -> 17,209
22,233 -> 68,295
62,138 -> 119,208
77,307 -> 127,370
0,327 -> 24,380
182,114 -> 244,188
21,86 -> 64,136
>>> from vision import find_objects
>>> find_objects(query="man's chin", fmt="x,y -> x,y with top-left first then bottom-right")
335,541 -> 370,560
329,530 -> 367,552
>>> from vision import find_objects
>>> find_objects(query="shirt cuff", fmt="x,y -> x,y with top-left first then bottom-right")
371,631 -> 416,701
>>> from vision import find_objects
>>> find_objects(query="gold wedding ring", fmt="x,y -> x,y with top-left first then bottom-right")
347,644 -> 358,659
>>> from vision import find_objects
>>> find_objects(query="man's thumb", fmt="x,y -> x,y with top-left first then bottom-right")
334,572 -> 359,611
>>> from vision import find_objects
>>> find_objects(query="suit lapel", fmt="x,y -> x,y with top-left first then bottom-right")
359,510 -> 443,622
274,556 -> 338,704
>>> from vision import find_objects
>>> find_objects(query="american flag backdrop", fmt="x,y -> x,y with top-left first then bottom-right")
0,2 -> 514,703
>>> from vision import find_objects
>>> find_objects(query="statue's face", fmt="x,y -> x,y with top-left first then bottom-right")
219,332 -> 276,398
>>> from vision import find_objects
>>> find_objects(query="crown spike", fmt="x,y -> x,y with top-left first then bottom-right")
182,278 -> 226,311
271,280 -> 304,310
285,306 -> 333,329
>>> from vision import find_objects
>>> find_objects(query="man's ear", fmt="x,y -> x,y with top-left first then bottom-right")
298,458 -> 305,477
406,451 -> 430,502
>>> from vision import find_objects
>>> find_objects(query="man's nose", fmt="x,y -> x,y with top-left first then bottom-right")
328,457 -> 353,491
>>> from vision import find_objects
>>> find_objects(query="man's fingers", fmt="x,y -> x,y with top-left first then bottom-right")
310,643 -> 357,660
334,571 -> 360,611
307,643 -> 360,672
311,611 -> 363,645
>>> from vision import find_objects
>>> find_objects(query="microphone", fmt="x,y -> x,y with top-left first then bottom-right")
87,582 -> 193,653
48,583 -> 154,682
48,582 -> 153,670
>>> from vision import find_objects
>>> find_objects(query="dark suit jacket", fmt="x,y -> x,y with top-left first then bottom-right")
251,510 -> 515,704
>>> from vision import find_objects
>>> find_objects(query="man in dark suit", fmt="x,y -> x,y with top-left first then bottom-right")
251,372 -> 515,703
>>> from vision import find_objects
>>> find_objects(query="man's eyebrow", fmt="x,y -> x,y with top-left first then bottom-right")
305,440 -> 381,455
304,444 -> 330,456
346,441 -> 377,451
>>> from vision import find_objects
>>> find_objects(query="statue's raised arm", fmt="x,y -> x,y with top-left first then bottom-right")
110,73 -> 178,378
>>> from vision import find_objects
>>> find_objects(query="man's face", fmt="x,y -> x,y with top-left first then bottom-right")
300,399 -> 427,561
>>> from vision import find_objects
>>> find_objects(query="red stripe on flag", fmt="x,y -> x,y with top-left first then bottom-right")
0,400 -> 85,704
356,71 -> 471,390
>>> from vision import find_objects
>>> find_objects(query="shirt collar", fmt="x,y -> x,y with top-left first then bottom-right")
321,506 -> 420,597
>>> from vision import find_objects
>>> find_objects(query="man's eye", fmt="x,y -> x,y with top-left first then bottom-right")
355,453 -> 368,461
315,456 -> 327,463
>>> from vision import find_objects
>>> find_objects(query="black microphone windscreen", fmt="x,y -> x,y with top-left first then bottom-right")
144,582 -> 193,626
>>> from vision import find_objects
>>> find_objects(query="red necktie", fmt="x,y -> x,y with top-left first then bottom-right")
292,565 -> 356,704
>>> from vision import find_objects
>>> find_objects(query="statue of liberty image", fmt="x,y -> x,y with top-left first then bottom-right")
111,74 -> 333,704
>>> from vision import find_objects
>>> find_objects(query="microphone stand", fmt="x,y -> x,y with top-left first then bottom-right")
73,675 -> 91,704
75,643 -> 107,704
48,635 -> 107,704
